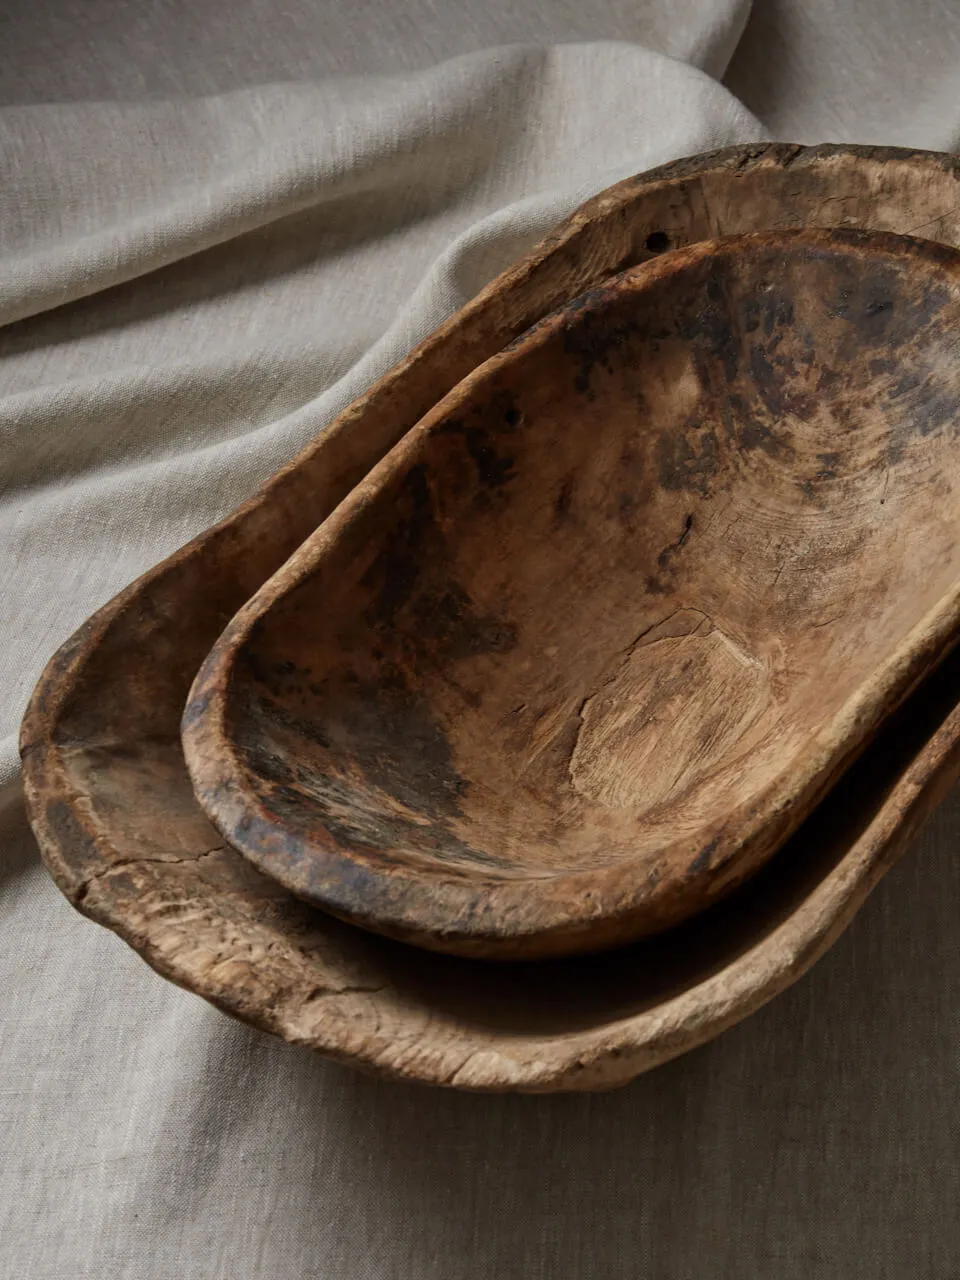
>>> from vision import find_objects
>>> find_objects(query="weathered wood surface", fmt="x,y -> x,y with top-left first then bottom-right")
186,226 -> 960,958
20,143 -> 960,1089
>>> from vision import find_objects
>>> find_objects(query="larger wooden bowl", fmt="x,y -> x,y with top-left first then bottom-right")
185,227 -> 960,959
20,143 -> 960,1089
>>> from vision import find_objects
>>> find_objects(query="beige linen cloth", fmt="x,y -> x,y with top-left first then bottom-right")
3,2 -> 960,1276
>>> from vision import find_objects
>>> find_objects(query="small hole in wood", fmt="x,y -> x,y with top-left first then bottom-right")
645,231 -> 670,253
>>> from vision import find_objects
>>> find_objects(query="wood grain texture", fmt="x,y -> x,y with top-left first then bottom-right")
20,143 -> 960,1089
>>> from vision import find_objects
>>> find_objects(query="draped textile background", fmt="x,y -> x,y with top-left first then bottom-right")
3,3 -> 960,1275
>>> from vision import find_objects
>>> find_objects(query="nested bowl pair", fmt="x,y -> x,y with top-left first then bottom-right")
22,143 -> 960,1090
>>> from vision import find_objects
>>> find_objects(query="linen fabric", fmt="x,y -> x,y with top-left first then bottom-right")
3,3 -> 960,1275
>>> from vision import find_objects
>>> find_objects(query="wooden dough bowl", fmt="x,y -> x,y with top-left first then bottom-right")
20,144 -> 960,1089
185,226 -> 960,959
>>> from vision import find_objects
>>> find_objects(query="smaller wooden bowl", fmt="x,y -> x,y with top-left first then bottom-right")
184,227 -> 960,959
